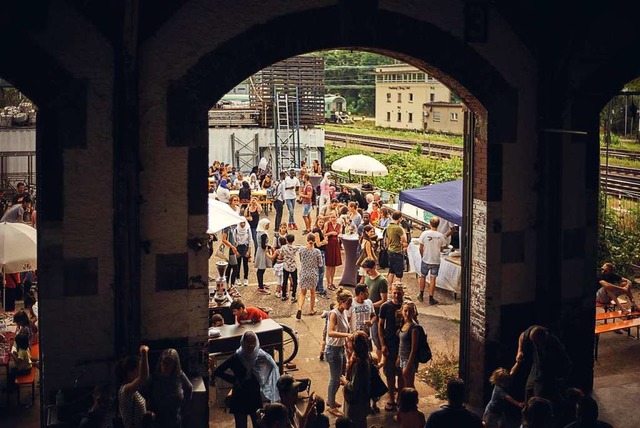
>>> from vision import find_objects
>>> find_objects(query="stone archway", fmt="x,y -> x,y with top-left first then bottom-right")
160,5 -> 520,405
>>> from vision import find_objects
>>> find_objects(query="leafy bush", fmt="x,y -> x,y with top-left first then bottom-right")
419,344 -> 459,400
325,145 -> 463,194
598,194 -> 640,278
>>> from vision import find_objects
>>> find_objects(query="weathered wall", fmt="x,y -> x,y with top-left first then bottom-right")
2,0 -> 635,415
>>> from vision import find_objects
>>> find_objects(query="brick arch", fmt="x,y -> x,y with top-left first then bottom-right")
167,5 -> 517,148
167,5 -> 519,406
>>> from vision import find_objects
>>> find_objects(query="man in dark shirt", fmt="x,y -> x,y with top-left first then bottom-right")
378,283 -> 404,410
595,262 -> 637,312
424,378 -> 482,428
11,182 -> 30,205
511,325 -> 572,404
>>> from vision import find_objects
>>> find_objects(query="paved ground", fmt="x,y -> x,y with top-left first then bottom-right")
3,203 -> 640,427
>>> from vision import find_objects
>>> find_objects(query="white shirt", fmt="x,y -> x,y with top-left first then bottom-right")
283,176 -> 300,200
233,177 -> 247,189
419,229 -> 447,264
216,186 -> 230,203
346,298 -> 375,333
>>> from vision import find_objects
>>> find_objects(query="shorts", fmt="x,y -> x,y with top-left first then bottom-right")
421,262 -> 440,277
388,252 -> 404,278
371,321 -> 381,350
383,348 -> 400,378
302,203 -> 312,216
596,286 -> 615,303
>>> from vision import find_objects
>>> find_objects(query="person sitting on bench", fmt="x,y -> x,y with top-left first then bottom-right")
596,262 -> 638,312
230,298 -> 270,324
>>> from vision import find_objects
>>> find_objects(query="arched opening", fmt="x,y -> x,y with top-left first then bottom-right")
206,50 -> 473,423
165,5 -> 519,415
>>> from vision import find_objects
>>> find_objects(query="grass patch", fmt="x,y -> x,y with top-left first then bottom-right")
418,340 -> 459,400
324,121 -> 463,146
600,156 -> 640,169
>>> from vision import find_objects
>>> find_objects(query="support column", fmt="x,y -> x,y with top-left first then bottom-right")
113,0 -> 141,355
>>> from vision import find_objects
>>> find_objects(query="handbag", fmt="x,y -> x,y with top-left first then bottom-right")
378,248 -> 389,269
370,362 -> 388,399
228,253 -> 238,265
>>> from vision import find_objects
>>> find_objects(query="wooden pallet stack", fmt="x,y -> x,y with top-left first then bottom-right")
249,56 -> 325,127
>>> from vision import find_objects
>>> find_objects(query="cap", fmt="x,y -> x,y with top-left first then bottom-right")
276,374 -> 304,393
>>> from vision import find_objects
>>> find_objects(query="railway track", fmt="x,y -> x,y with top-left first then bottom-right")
325,130 -> 640,198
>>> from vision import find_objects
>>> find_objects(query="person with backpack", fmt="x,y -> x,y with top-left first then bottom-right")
396,301 -> 431,388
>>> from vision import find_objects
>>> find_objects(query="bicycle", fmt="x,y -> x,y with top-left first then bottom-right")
258,307 -> 299,365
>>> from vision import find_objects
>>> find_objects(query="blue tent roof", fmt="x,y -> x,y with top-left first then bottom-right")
398,180 -> 462,225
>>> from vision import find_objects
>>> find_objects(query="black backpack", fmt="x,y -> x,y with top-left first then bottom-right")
412,324 -> 433,363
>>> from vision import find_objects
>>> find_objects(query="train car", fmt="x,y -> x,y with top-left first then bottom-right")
324,94 -> 351,123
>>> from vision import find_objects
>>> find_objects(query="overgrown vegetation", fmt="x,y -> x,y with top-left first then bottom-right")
598,194 -> 640,278
325,144 -> 463,194
419,342 -> 459,400
325,120 -> 464,146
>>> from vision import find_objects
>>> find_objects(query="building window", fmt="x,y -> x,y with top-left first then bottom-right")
430,93 -> 435,102
409,93 -> 414,102
433,111 -> 441,122
408,112 -> 413,123
387,93 -> 391,102
387,112 -> 391,122
451,112 -> 459,121
418,73 -> 426,81
397,93 -> 402,103
397,112 -> 402,122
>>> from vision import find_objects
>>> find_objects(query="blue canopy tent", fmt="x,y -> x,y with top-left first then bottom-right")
398,180 -> 463,225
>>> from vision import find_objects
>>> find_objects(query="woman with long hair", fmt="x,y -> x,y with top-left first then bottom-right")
261,174 -> 273,190
296,233 -> 324,320
357,225 -> 377,284
238,181 -> 252,211
214,331 -> 280,428
116,346 -> 152,428
148,348 -> 193,428
254,218 -> 271,295
325,288 -> 353,416
319,172 -> 332,211
397,302 -> 420,388
313,216 -> 328,298
341,331 -> 371,428
312,159 -> 322,175
377,207 -> 391,229
244,197 -> 262,252
323,212 -> 342,291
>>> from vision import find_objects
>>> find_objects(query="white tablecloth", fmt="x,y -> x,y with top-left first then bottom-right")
407,240 -> 461,294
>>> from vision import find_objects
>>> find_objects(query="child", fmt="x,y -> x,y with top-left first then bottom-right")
210,313 -> 224,327
319,303 -> 335,361
272,236 -> 286,299
397,387 -> 425,428
308,396 -> 330,428
279,234 -> 301,302
483,367 -> 524,428
8,330 -> 32,390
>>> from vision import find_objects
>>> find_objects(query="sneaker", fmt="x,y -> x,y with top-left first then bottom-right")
417,293 -> 424,302
291,296 -> 298,303
429,296 -> 439,305
282,295 -> 289,301
318,291 -> 329,300
275,291 -> 282,298
243,279 -> 249,286
258,288 -> 270,295
296,310 -> 302,321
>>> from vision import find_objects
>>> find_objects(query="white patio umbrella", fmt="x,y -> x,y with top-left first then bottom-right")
0,222 -> 37,273
0,222 -> 37,310
207,196 -> 246,234
331,154 -> 389,177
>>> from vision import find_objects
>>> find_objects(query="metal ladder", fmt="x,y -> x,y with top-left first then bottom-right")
273,88 -> 298,175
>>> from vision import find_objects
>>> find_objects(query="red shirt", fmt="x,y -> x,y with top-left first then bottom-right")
237,307 -> 270,324
5,273 -> 20,289
301,184 -> 313,204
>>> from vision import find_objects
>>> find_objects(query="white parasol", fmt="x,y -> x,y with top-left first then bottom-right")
0,222 -> 37,310
331,154 -> 389,177
0,222 -> 37,273
207,196 -> 246,234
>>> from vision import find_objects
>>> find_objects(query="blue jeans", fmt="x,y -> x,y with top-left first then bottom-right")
250,228 -> 258,254
325,345 -> 345,407
316,252 -> 326,294
285,198 -> 296,224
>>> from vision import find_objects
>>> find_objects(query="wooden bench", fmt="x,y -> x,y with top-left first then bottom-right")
594,317 -> 640,360
15,366 -> 37,406
596,310 -> 640,322
595,298 -> 627,313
